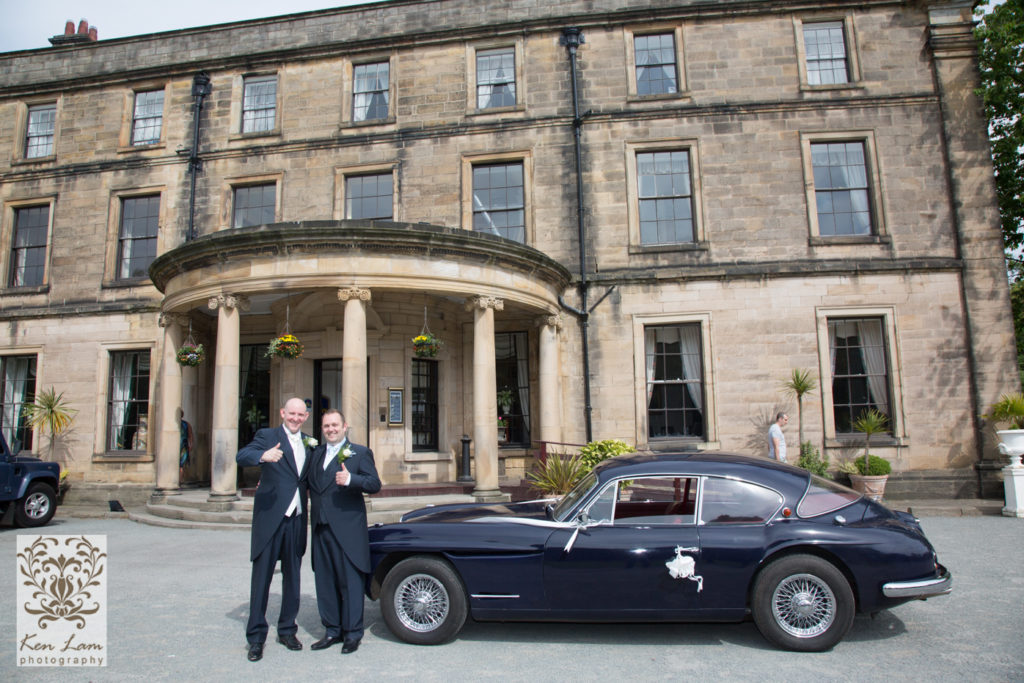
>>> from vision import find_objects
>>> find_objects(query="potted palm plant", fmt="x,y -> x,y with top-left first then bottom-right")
21,387 -> 77,464
984,392 -> 1024,464
848,408 -> 891,501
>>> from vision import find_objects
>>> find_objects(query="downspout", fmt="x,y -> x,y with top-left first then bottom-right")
560,27 -> 594,443
187,72 -> 211,242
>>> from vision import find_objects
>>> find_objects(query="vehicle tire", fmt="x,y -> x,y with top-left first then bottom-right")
752,554 -> 854,652
380,556 -> 468,645
15,482 -> 57,528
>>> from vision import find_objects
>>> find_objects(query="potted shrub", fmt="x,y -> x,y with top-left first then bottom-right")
526,453 -> 585,497
983,392 -> 1024,463
21,387 -> 78,464
848,408 -> 891,501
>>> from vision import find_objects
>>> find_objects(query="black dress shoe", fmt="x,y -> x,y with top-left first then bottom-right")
277,634 -> 303,650
311,635 -> 343,650
247,643 -> 264,662
341,638 -> 361,654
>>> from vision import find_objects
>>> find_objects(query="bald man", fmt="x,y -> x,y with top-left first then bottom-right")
236,397 -> 314,662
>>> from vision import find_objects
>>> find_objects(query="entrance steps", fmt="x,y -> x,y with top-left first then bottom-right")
127,481 -> 532,530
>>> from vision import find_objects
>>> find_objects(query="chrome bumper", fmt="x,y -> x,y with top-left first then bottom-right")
882,565 -> 952,599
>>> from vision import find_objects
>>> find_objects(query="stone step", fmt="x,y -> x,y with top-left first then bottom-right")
128,507 -> 251,531
367,493 -> 476,512
146,501 -> 252,525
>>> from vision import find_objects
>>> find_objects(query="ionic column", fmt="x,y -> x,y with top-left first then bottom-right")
536,313 -> 564,446
154,312 -> 188,499
469,295 -> 504,501
208,293 -> 249,503
338,287 -> 371,444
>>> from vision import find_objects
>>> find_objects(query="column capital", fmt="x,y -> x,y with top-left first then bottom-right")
337,286 -> 372,302
207,293 -> 250,311
467,295 -> 504,312
158,312 -> 190,328
535,312 -> 564,330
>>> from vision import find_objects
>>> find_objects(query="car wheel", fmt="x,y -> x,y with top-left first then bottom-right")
381,556 -> 468,645
752,554 -> 854,652
15,482 -> 57,527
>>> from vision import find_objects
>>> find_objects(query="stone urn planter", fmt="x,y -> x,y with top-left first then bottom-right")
848,474 -> 888,502
996,429 -> 1024,467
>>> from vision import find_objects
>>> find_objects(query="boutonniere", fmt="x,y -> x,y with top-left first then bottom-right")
302,436 -> 318,448
338,445 -> 354,465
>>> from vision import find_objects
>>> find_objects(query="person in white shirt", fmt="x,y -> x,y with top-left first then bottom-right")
768,412 -> 789,463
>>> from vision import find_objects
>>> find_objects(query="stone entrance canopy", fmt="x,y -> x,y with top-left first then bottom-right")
149,221 -> 572,503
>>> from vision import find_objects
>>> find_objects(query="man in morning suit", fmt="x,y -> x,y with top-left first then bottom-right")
235,396 -> 313,662
308,409 -> 382,654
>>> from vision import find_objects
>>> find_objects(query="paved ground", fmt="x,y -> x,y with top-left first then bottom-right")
2,511 -> 1022,682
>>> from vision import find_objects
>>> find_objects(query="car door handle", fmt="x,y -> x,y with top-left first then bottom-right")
675,546 -> 699,554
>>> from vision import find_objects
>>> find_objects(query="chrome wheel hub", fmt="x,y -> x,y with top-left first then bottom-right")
394,573 -> 450,633
772,572 -> 836,638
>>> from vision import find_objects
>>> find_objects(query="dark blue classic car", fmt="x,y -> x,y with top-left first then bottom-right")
367,453 -> 951,651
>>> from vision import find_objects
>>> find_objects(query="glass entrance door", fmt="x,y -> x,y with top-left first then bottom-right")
313,359 -> 343,442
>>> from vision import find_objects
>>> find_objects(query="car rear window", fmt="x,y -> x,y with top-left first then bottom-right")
797,475 -> 861,518
700,477 -> 782,525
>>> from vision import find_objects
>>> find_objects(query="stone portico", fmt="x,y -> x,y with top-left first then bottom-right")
149,221 -> 571,504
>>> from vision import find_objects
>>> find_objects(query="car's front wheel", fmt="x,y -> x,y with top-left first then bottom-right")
380,556 -> 468,645
15,482 -> 57,527
752,554 -> 854,652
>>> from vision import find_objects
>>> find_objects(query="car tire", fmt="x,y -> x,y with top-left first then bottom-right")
15,482 -> 57,528
752,554 -> 854,652
380,556 -> 468,645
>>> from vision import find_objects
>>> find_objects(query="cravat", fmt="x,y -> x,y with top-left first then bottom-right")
284,431 -> 305,516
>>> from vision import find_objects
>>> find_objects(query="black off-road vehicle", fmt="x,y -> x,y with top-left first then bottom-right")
0,432 -> 61,527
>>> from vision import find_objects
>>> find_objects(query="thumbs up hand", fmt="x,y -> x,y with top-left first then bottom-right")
335,461 -> 351,487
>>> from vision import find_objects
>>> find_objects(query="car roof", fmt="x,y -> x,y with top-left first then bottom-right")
592,451 -> 810,498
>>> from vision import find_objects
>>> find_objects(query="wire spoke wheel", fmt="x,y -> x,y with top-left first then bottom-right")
394,573 -> 451,633
771,572 -> 836,638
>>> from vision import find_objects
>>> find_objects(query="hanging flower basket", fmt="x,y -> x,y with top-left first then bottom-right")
412,333 -> 442,358
267,334 -> 304,359
176,343 -> 205,367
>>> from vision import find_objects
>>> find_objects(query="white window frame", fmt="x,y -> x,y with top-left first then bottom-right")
631,312 -> 719,450
624,24 -> 687,101
341,54 -> 397,127
815,306 -> 906,447
800,131 -> 888,244
793,15 -> 861,90
625,139 -> 706,252
466,39 -> 526,115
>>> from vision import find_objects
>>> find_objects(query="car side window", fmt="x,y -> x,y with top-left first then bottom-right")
585,483 -> 617,523
611,476 -> 698,525
700,477 -> 783,525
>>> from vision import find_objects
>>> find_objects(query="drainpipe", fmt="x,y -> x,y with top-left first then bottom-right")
560,27 -> 594,443
187,72 -> 211,242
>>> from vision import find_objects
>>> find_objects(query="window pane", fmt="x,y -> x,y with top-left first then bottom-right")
9,205 -> 49,287
107,350 -> 151,451
117,196 -> 160,280
477,47 -> 516,109
1,355 -> 37,452
346,173 -> 393,219
828,318 -> 890,434
496,331 -> 530,446
25,104 -> 56,158
233,184 -> 276,228
131,90 -> 164,145
645,324 -> 704,438
613,477 -> 698,524
353,62 -> 390,122
242,76 -> 276,133
804,22 -> 849,85
637,150 -> 694,244
701,477 -> 783,525
811,141 -> 872,236
472,162 -> 525,243
635,34 -> 677,95
412,359 -> 439,451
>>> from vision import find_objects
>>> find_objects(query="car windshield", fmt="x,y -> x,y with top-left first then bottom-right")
552,470 -> 598,521
797,474 -> 862,518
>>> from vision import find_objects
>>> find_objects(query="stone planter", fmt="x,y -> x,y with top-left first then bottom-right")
996,429 -> 1024,467
849,474 -> 888,502
996,430 -> 1024,517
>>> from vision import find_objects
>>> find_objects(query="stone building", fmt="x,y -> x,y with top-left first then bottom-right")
0,0 -> 1017,505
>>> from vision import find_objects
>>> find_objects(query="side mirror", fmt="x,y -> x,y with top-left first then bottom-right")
576,511 -> 591,526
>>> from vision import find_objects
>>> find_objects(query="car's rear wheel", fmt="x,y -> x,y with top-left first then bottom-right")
381,556 -> 468,645
15,482 -> 56,527
752,554 -> 854,652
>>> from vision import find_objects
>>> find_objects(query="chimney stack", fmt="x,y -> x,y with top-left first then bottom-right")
49,18 -> 98,46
